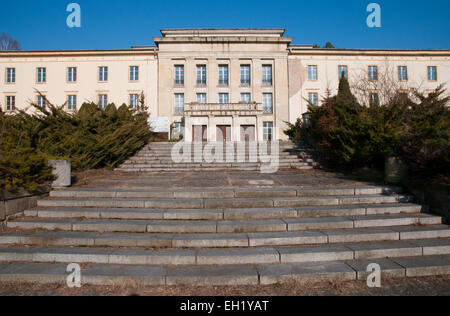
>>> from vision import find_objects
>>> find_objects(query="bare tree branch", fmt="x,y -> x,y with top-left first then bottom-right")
0,33 -> 20,51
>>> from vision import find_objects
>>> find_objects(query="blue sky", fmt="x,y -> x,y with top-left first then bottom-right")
1,0 -> 449,50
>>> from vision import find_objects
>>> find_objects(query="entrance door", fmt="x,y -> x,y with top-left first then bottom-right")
193,125 -> 208,142
216,125 -> 231,142
240,125 -> 255,142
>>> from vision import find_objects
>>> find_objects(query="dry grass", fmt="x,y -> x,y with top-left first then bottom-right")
1,276 -> 449,296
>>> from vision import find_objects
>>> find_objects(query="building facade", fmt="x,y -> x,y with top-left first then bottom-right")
1,29 -> 449,141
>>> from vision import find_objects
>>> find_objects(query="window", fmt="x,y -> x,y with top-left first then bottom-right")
67,95 -> 77,111
218,65 -> 229,85
36,95 -> 46,108
338,65 -> 348,79
368,66 -> 378,81
99,67 -> 108,82
67,67 -> 77,82
262,65 -> 273,85
308,65 -> 317,81
398,66 -> 408,81
263,93 -> 273,114
196,65 -> 207,85
6,68 -> 15,83
174,65 -> 184,85
308,92 -> 319,106
197,93 -> 207,104
37,68 -> 46,83
369,92 -> 379,106
174,93 -> 184,115
98,94 -> 108,109
130,66 -> 139,81
263,122 -> 273,141
240,65 -> 251,85
240,93 -> 251,103
5,96 -> 15,111
428,66 -> 437,81
129,94 -> 139,109
219,93 -> 229,104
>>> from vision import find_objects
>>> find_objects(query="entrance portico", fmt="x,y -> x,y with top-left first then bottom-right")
184,102 -> 264,142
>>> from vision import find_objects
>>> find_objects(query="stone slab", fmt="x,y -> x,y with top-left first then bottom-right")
248,231 -> 327,247
217,220 -> 286,233
346,241 -> 422,260
94,233 -> 173,248
82,264 -> 167,286
392,225 -> 450,240
346,258 -> 406,280
258,262 -> 356,285
285,217 -> 353,231
277,245 -> 354,263
296,205 -> 366,218
223,208 -> 297,220
393,255 -> 450,277
147,221 -> 217,233
197,248 -> 280,265
172,234 -> 248,248
109,249 -> 196,265
408,239 -> 450,256
324,228 -> 399,243
167,265 -> 259,286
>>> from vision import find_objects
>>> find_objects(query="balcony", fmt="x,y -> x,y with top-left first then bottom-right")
184,102 -> 262,117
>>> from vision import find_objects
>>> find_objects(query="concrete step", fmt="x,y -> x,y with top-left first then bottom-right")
2,226 -> 450,248
0,239 -> 449,266
1,255 -> 449,286
23,204 -> 425,221
38,194 -> 412,210
7,214 -> 441,234
49,185 -> 402,199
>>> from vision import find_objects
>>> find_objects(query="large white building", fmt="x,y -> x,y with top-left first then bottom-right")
1,29 -> 449,141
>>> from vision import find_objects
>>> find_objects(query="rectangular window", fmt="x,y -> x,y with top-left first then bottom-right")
369,92 -> 380,107
338,65 -> 348,79
37,67 -> 46,83
174,65 -> 184,85
240,93 -> 251,103
196,93 -> 207,104
174,93 -> 184,115
428,66 -> 437,81
67,95 -> 77,111
6,96 -> 15,111
196,65 -> 207,85
67,67 -> 77,82
263,93 -> 273,114
368,66 -> 378,81
99,67 -> 108,82
6,68 -> 15,83
398,66 -> 408,81
262,65 -> 273,85
129,94 -> 139,109
240,65 -> 251,85
36,95 -> 46,108
263,122 -> 273,141
308,92 -> 319,106
308,65 -> 317,81
219,93 -> 229,104
130,66 -> 139,81
218,65 -> 229,86
98,94 -> 108,109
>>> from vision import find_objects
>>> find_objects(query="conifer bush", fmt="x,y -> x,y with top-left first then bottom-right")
285,77 -> 449,180
0,100 -> 151,191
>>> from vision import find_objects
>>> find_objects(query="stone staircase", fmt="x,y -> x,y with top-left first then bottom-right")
0,185 -> 450,286
116,141 -> 318,172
